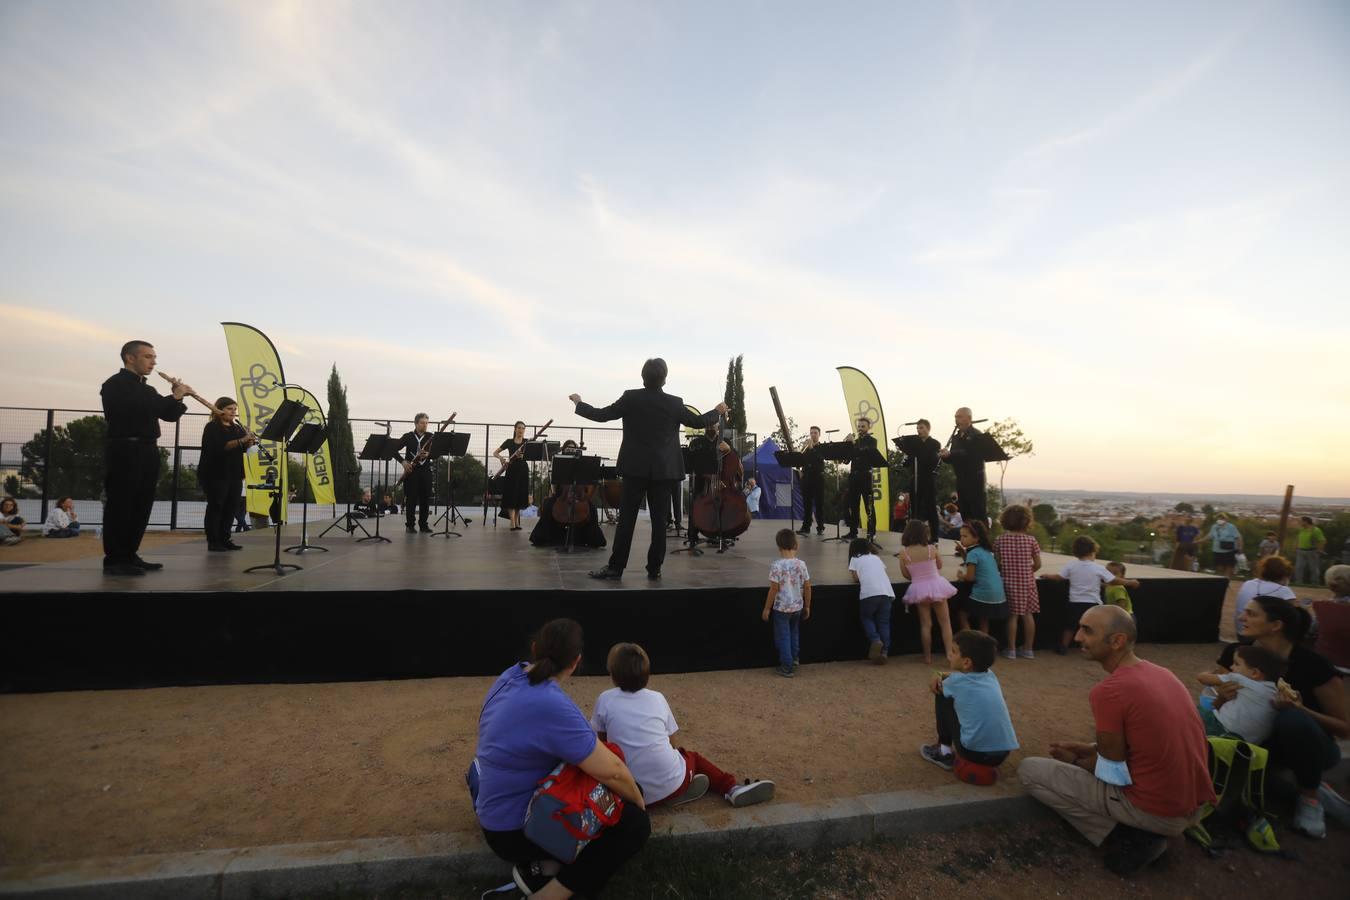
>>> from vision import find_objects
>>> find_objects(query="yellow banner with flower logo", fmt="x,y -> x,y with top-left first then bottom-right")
837,366 -> 890,533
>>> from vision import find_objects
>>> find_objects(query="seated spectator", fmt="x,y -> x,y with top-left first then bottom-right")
1326,564 -> 1350,604
473,619 -> 649,897
1195,644 -> 1285,743
1313,565 -> 1350,669
940,503 -> 963,540
1,497 -> 25,545
352,489 -> 377,518
1219,595 -> 1350,838
379,493 -> 399,515
921,630 -> 1019,777
42,497 -> 81,538
1018,606 -> 1215,876
591,643 -> 774,808
1232,555 -> 1297,639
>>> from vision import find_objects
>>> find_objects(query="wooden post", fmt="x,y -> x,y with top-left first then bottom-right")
1276,484 -> 1294,548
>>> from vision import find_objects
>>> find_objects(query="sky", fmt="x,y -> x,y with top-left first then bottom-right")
2,0 -> 1348,496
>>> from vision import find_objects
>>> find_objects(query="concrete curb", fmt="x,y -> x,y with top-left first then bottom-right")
0,788 -> 1052,899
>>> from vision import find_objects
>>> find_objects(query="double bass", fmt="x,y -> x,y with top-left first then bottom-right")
550,442 -> 596,526
690,414 -> 752,544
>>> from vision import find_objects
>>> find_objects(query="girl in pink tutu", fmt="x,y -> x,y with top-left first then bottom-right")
896,520 -> 957,664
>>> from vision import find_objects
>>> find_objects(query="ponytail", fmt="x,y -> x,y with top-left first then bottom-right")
527,618 -> 584,685
1251,595 -> 1312,644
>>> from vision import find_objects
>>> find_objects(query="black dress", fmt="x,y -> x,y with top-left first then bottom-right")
199,419 -> 246,547
497,438 -> 530,510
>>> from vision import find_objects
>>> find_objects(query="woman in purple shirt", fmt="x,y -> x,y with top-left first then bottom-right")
474,619 -> 649,897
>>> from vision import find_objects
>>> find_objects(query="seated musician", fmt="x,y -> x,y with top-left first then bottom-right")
530,440 -> 607,548
687,424 -> 743,546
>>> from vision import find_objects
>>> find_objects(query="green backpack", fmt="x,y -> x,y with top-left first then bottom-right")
1185,737 -> 1291,857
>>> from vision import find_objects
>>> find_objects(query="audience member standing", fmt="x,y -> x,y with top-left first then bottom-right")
995,505 -> 1041,659
1201,513 -> 1242,578
1294,516 -> 1327,585
1171,515 -> 1200,571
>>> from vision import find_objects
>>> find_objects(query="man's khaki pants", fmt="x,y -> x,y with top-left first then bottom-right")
1018,757 -> 1198,846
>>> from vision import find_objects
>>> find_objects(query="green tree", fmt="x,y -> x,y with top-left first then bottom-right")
157,460 -> 199,500
3,475 -> 18,496
985,418 -> 1034,508
732,355 -> 746,435
20,415 -> 111,499
1032,503 -> 1058,529
326,364 -> 361,502
436,453 -> 487,509
1174,501 -> 1195,514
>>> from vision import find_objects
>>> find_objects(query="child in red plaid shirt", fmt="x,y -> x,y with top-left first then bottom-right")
994,505 -> 1041,659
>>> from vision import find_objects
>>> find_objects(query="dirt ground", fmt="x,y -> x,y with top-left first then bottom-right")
0,531 -> 196,565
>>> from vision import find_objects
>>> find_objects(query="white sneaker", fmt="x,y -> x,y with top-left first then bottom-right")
1001,648 -> 1016,660
1292,797 -> 1327,839
670,773 -> 709,806
1318,782 -> 1350,829
726,779 -> 775,807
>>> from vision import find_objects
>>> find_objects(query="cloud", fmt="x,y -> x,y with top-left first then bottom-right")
0,303 -> 121,342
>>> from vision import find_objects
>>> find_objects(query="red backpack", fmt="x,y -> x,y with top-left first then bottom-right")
523,742 -> 626,863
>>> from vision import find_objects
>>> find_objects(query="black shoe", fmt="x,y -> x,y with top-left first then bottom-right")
588,566 -> 622,580
844,531 -> 859,540
419,525 -> 433,533
208,543 -> 229,552
225,541 -> 244,551
131,557 -> 163,570
647,569 -> 661,580
816,527 -> 825,535
406,525 -> 417,533
103,563 -> 145,577
796,527 -> 811,536
1104,825 -> 1169,876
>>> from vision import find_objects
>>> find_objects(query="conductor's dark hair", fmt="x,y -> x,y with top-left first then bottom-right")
607,642 -> 651,693
120,340 -> 153,362
916,418 -> 931,429
527,618 -> 584,685
1071,535 -> 1098,558
641,357 -> 668,388
1000,504 -> 1031,532
775,528 -> 798,551
953,630 -> 997,672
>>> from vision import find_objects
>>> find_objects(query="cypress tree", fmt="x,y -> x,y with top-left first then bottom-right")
327,364 -> 360,502
732,354 -> 746,434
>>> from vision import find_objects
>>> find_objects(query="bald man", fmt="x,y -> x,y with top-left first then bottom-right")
1017,606 -> 1214,877
939,407 -> 988,526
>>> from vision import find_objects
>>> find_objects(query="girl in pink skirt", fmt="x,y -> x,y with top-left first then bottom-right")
993,505 -> 1041,659
896,520 -> 957,664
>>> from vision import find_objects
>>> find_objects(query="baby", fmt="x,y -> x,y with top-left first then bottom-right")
1196,644 -> 1286,744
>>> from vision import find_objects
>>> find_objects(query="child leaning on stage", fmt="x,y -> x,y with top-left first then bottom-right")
1195,643 -> 1285,744
921,630 -> 1019,777
994,505 -> 1040,660
956,521 -> 1009,637
591,643 -> 775,808
763,529 -> 811,678
1043,536 -> 1139,655
849,538 -> 896,664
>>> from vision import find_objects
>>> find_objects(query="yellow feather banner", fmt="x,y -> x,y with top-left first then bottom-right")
836,366 -> 890,533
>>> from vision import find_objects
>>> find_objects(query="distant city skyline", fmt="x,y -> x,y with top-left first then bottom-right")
3,1 -> 1347,496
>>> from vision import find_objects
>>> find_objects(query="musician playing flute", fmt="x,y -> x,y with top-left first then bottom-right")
99,340 -> 189,576
493,420 -> 530,531
199,397 -> 257,552
939,407 -> 989,526
897,418 -> 942,545
844,415 -> 879,541
398,413 -> 434,533
796,425 -> 826,536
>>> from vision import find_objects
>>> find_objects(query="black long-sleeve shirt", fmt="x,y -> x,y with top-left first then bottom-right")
199,419 -> 246,481
100,369 -> 187,440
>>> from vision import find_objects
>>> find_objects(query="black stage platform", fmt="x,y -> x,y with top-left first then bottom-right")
0,518 -> 1227,692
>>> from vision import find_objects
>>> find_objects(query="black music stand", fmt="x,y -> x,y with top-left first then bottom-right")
774,450 -> 807,532
245,398 -> 309,575
816,440 -> 859,544
320,468 -> 371,539
431,431 -> 472,539
284,422 -> 330,554
552,455 -> 601,554
673,441 -> 719,556
356,435 -> 401,544
598,464 -> 619,524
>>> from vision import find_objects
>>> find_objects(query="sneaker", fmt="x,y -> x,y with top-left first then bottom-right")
1103,825 -> 1169,876
512,862 -> 552,896
671,773 -> 709,806
1017,649 -> 1036,659
1292,796 -> 1327,839
1318,782 -> 1350,828
878,651 -> 888,665
775,665 -> 795,678
920,743 -> 954,771
727,779 -> 775,808
793,658 -> 799,667
868,639 -> 883,663
1001,648 -> 1017,660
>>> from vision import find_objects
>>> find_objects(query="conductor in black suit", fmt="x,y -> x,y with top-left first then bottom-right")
569,358 -> 728,580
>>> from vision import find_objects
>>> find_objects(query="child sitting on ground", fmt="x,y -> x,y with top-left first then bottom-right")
763,528 -> 811,678
849,537 -> 896,664
591,642 -> 775,808
1043,536 -> 1140,655
956,521 -> 1009,637
1104,562 -> 1134,617
921,630 -> 1019,780
1195,644 -> 1285,744
896,520 -> 956,665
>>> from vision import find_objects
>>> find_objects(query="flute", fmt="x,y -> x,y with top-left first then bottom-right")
157,372 -> 259,443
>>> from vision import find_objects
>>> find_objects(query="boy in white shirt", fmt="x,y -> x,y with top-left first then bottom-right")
590,643 -> 774,808
1043,536 -> 1139,655
1196,644 -> 1284,744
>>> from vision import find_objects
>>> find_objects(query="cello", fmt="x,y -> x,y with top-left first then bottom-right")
690,414 -> 752,548
550,442 -> 596,526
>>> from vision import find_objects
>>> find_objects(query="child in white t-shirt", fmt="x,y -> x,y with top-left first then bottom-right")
849,538 -> 896,664
1043,536 -> 1138,654
590,643 -> 774,808
1196,644 -> 1284,744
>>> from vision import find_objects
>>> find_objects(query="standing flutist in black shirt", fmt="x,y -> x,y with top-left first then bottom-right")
939,407 -> 991,526
100,340 -> 188,575
796,425 -> 826,536
843,416 -> 879,541
896,419 -> 942,545
199,397 -> 256,552
399,413 -> 434,533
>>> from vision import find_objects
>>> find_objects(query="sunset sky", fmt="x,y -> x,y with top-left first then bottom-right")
2,1 -> 1347,496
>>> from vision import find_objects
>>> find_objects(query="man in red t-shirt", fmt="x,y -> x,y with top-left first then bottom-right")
1018,605 -> 1215,876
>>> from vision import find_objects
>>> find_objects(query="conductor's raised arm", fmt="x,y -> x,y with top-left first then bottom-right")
571,392 -> 627,423
680,401 -> 727,430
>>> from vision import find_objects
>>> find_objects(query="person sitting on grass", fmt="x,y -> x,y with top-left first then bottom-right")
1195,644 -> 1285,744
591,642 -> 774,809
763,528 -> 811,678
1018,605 -> 1215,877
921,630 -> 1019,779
955,521 -> 1008,637
1,497 -> 25,545
849,537 -> 896,664
42,497 -> 81,538
1042,536 -> 1139,655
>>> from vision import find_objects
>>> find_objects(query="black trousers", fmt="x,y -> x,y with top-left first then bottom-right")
670,484 -> 682,530
845,473 -> 876,535
609,476 -> 673,574
202,476 -> 242,546
912,477 -> 941,544
800,471 -> 825,529
1267,706 -> 1341,790
935,693 -> 1009,767
103,440 -> 160,564
482,802 -> 650,898
956,474 -> 987,525
404,465 -> 432,528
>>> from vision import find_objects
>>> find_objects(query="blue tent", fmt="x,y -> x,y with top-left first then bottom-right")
741,438 -> 800,520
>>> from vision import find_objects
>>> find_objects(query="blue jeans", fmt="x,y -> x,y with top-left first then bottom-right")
859,594 -> 893,653
772,610 -> 800,669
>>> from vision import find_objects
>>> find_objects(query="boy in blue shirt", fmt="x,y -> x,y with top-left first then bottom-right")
921,630 -> 1019,775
